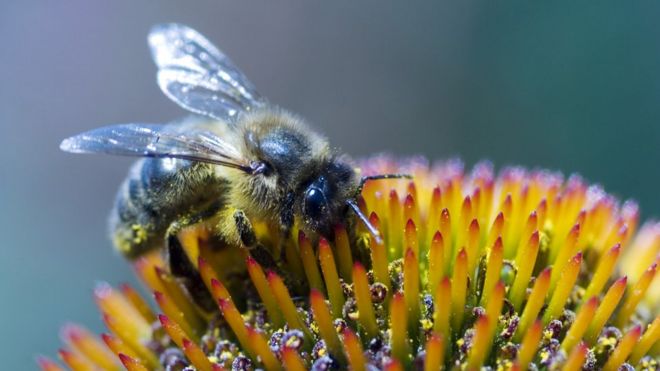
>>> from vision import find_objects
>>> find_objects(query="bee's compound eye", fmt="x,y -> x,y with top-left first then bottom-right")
304,187 -> 328,221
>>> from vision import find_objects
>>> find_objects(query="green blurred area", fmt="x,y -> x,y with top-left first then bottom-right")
0,1 -> 658,367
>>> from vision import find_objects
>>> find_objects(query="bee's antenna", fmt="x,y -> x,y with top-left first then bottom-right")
346,199 -> 383,245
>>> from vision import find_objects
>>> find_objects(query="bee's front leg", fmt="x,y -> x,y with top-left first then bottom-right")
233,210 -> 279,272
278,192 -> 295,259
165,219 -> 216,312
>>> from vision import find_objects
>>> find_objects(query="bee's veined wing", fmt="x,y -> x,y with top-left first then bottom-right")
60,124 -> 254,173
148,23 -> 266,122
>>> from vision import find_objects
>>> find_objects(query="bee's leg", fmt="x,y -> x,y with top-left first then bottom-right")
353,173 -> 413,198
278,192 -> 295,260
233,210 -> 280,272
165,221 -> 216,312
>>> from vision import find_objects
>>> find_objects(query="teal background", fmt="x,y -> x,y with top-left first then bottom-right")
1,1 -> 659,368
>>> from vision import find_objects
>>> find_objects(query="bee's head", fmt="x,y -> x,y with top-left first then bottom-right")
300,160 -> 356,235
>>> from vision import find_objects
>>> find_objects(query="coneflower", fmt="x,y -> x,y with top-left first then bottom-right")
40,157 -> 659,370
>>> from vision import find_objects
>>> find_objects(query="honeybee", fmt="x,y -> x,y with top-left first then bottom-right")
61,23 -> 407,308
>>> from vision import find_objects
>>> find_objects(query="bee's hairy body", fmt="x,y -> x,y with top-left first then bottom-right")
61,23 -> 405,309
111,110 -> 357,260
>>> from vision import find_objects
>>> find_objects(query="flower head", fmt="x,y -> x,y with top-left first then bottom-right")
41,157 -> 659,370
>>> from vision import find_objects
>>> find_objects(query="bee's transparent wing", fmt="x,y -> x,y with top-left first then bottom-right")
60,124 -> 254,172
148,23 -> 266,122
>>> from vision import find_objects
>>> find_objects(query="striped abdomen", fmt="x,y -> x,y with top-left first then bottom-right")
110,156 -> 228,258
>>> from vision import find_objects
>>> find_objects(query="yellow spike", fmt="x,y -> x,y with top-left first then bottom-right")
433,277 -> 452,340
485,281 -> 505,343
284,236 -> 306,280
544,252 -> 582,323
404,248 -> 420,335
352,263 -> 379,338
561,296 -> 599,351
217,299 -> 254,359
101,313 -> 159,368
466,219 -> 480,276
36,356 -> 66,371
384,359 -> 404,371
310,290 -> 345,363
583,244 -> 621,300
439,208 -> 452,273
585,276 -> 627,344
455,196 -> 472,253
484,212 -> 504,258
154,291 -> 198,342
267,273 -> 312,340
509,231 -> 540,311
405,219 -> 419,258
154,267 -> 205,335
481,237 -> 503,307
370,213 -> 391,291
118,354 -> 150,371
245,256 -> 284,328
603,325 -> 642,371
513,212 -> 538,265
516,320 -> 542,370
157,314 -> 187,349
616,263 -> 657,327
466,316 -> 490,370
132,253 -> 167,295
427,231 -> 445,294
404,194 -> 420,240
423,333 -> 444,371
60,324 -> 118,370
93,283 -> 151,343
630,315 -> 660,365
563,342 -> 588,371
57,348 -> 95,371
281,348 -> 307,371
298,231 -> 326,292
390,292 -> 410,364
426,187 -> 443,247
515,267 -> 551,341
334,225 -> 354,283
119,284 -> 156,324
549,224 -> 580,291
343,329 -> 367,371
451,248 -> 468,331
388,189 -> 403,255
246,327 -> 282,371
318,238 -> 345,318
182,338 -> 214,371
101,333 -> 138,361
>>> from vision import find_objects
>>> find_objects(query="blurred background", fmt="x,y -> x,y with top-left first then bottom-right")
1,0 -> 659,367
